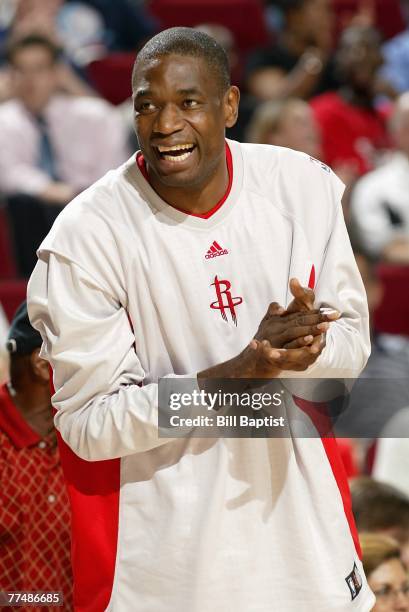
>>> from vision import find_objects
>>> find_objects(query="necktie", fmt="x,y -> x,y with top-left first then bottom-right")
36,115 -> 59,181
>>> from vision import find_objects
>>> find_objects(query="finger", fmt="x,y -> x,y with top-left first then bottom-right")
319,307 -> 341,321
283,335 -> 314,349
272,348 -> 313,371
271,339 -> 325,370
250,338 -> 281,359
282,311 -> 336,326
266,302 -> 285,317
280,322 -> 330,344
288,277 -> 315,311
308,334 -> 326,355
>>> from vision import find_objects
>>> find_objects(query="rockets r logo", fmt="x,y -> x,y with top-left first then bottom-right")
210,276 -> 243,325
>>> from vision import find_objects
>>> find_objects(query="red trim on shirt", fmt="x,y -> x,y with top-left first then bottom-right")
0,384 -> 40,448
293,396 -> 362,560
50,377 -> 121,612
136,142 -> 233,219
308,265 -> 316,290
321,436 -> 362,559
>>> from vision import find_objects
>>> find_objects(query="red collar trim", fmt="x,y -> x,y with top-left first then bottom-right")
0,383 -> 41,449
136,142 -> 233,219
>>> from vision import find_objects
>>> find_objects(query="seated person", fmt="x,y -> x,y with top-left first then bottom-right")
360,532 -> 409,611
0,34 -> 130,277
311,26 -> 390,177
246,97 -> 322,159
246,0 -> 339,101
351,93 -> 409,263
0,301 -> 72,605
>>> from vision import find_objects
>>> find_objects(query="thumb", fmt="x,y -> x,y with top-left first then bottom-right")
288,277 -> 315,311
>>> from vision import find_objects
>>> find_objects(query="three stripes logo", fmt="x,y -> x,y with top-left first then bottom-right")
205,240 -> 228,259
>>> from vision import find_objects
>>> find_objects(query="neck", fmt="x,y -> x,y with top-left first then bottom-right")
10,383 -> 54,438
148,151 -> 229,215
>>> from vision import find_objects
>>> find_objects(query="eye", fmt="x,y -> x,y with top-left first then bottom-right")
374,586 -> 392,597
135,101 -> 156,114
183,99 -> 199,109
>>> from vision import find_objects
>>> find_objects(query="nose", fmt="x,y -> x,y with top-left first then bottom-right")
153,102 -> 184,136
395,591 -> 409,610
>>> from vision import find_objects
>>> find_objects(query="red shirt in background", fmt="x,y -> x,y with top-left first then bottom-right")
310,92 -> 390,176
0,384 -> 72,611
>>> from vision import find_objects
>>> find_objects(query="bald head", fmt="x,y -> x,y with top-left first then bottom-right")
133,27 -> 231,95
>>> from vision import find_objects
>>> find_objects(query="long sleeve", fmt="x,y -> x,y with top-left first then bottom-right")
28,253 -> 181,462
311,203 -> 370,377
282,171 -> 371,391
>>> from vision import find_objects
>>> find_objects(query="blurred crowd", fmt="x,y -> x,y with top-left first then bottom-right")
1,0 -> 409,609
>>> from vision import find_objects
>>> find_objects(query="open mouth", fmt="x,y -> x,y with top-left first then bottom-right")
155,143 -> 196,163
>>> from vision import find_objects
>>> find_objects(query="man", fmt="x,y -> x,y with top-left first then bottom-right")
351,93 -> 409,263
0,302 -> 72,609
28,28 -> 373,611
311,26 -> 389,177
0,34 -> 130,276
246,0 -> 338,101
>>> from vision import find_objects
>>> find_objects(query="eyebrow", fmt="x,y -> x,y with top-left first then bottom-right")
134,88 -> 151,99
134,87 -> 202,99
176,88 -> 202,96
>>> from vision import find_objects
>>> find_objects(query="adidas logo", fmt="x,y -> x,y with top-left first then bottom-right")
205,240 -> 228,259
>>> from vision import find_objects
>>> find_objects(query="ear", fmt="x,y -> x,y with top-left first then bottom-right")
30,349 -> 50,384
223,85 -> 240,129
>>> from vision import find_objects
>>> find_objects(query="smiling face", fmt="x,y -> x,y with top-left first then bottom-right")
369,558 -> 409,611
132,54 -> 239,197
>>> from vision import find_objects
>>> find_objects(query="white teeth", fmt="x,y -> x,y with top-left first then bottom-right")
157,143 -> 194,152
161,151 -> 193,162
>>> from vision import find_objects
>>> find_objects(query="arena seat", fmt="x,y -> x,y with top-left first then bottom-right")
0,279 -> 27,322
148,0 -> 269,53
374,264 -> 409,337
0,205 -> 17,280
87,52 -> 135,105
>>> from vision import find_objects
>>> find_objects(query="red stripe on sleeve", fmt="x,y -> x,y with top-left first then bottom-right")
308,264 -> 315,290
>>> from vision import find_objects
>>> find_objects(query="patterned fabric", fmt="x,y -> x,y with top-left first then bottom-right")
0,384 -> 73,611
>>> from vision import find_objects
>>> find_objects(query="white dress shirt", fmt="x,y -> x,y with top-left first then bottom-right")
0,94 -> 130,196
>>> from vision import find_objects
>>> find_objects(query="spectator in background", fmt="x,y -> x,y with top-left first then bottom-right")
64,0 -> 156,54
5,0 -> 156,68
0,34 -> 130,277
246,97 -> 321,158
0,303 -> 9,384
335,252 -> 409,440
311,26 -> 389,178
3,0 -> 95,96
0,301 -> 72,608
373,408 -> 409,501
351,93 -> 409,263
246,0 -> 338,102
381,0 -> 409,94
360,533 -> 409,611
351,477 -> 409,566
